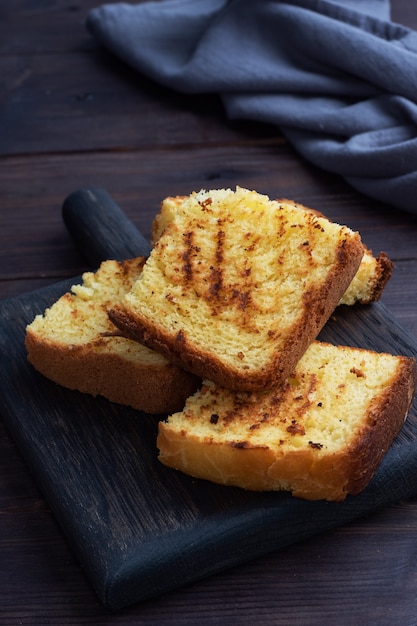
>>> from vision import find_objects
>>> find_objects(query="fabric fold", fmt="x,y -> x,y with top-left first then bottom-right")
87,0 -> 417,214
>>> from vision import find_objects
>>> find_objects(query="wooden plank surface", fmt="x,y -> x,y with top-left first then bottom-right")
2,1 -> 417,623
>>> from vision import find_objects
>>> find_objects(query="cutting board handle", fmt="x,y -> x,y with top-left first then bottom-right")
62,188 -> 152,267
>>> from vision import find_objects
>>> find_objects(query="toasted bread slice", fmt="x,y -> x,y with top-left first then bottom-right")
25,258 -> 199,414
152,195 -> 393,306
110,187 -> 364,392
157,341 -> 416,501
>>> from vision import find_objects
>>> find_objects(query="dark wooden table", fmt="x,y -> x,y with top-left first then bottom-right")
2,2 -> 417,624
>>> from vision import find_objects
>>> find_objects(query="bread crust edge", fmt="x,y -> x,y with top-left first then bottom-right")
25,330 -> 200,415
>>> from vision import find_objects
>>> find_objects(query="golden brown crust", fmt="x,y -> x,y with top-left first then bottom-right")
343,355 -> 416,495
25,329 -> 199,414
360,251 -> 394,303
157,345 -> 416,501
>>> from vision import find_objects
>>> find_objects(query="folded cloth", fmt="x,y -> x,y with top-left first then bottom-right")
87,0 -> 417,215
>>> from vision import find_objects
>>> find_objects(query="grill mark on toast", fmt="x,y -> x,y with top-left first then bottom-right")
182,231 -> 194,282
210,223 -> 255,323
208,225 -> 225,301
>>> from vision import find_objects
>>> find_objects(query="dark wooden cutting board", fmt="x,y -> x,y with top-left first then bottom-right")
1,189 -> 417,610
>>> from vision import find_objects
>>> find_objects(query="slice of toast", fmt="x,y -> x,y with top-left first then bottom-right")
152,195 -> 394,306
110,187 -> 364,392
157,341 -> 416,501
25,258 -> 199,414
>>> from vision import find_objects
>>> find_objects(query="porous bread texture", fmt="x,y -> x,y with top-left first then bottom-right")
157,341 -> 416,501
152,195 -> 393,306
110,187 -> 364,392
25,258 -> 199,414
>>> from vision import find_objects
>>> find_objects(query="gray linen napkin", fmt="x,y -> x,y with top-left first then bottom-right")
87,0 -> 417,214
